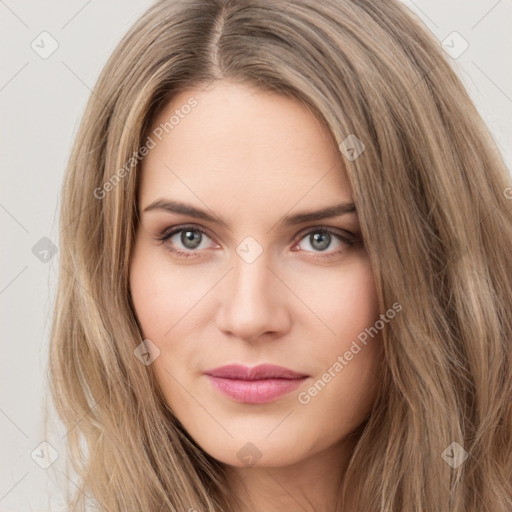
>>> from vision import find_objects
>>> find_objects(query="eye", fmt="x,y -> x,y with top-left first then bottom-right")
154,225 -> 218,257
154,225 -> 359,260
292,227 -> 357,258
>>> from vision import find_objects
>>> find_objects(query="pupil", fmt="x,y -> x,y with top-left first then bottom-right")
311,231 -> 330,251
181,230 -> 201,249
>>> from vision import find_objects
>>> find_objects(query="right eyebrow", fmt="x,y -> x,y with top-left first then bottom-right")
142,199 -> 227,226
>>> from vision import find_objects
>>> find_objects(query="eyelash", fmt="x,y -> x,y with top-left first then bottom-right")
153,224 -> 358,260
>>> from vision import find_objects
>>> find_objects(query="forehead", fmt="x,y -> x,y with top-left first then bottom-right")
139,82 -> 353,216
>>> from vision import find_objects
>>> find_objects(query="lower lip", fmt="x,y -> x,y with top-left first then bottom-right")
206,376 -> 307,404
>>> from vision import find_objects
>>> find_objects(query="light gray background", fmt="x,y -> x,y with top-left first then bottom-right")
1,1 -> 511,510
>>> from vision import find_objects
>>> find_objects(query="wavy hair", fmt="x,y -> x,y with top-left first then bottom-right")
47,0 -> 512,510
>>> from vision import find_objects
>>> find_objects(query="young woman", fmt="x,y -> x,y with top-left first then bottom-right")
48,0 -> 512,511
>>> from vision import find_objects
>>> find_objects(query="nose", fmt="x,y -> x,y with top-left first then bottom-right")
215,253 -> 291,342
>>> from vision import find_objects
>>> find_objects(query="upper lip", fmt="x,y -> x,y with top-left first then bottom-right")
204,364 -> 308,380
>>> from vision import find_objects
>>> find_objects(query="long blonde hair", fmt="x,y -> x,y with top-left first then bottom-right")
48,0 -> 512,510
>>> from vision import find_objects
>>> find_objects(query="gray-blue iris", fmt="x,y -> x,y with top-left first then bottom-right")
182,230 -> 202,249
310,231 -> 330,251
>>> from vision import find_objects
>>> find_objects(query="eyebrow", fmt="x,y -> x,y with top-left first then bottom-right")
142,199 -> 357,228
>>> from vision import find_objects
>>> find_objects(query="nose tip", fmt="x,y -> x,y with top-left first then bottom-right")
214,258 -> 291,342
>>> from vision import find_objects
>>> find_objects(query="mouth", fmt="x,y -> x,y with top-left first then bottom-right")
204,364 -> 309,404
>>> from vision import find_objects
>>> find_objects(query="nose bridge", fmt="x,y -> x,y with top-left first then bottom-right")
231,251 -> 272,304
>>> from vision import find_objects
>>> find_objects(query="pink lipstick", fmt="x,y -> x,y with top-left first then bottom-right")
204,364 -> 309,404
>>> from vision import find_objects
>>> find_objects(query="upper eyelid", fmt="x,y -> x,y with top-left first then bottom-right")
159,224 -> 214,241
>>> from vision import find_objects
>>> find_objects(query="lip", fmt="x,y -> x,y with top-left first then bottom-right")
205,364 -> 308,380
204,364 -> 309,404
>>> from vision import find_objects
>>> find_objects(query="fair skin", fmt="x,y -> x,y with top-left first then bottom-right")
129,81 -> 383,511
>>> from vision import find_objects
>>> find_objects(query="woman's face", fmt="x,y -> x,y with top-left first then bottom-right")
130,81 -> 383,468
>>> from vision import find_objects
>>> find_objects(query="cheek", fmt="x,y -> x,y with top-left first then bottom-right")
129,245 -> 211,341
130,258 -> 173,340
129,247 -> 200,396
292,257 -> 380,344
291,259 -> 383,412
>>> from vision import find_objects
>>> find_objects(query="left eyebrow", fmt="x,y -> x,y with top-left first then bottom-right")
277,202 -> 357,227
142,199 -> 357,228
